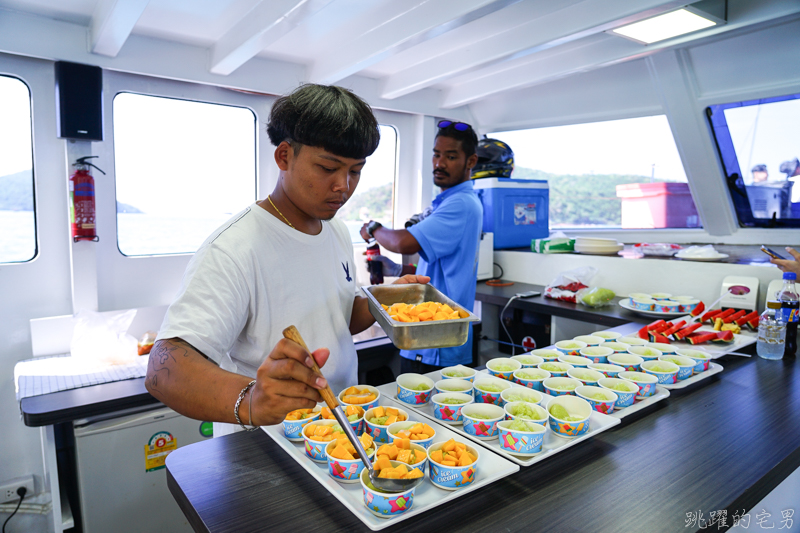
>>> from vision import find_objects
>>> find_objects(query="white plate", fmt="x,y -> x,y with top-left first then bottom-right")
377,371 -> 621,467
618,298 -> 689,318
661,362 -> 723,389
674,253 -> 729,262
263,400 -> 519,531
574,247 -> 624,256
575,237 -> 621,245
608,385 -> 670,419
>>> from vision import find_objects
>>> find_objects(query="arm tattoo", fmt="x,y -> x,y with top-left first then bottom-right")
146,338 -> 201,398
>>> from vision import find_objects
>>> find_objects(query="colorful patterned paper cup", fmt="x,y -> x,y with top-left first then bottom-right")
360,468 -> 415,518
598,377 -> 639,409
619,371 -> 659,398
576,385 -> 618,414
396,374 -> 434,405
547,395 -> 592,438
460,403 -> 504,440
486,357 -> 522,381
431,392 -> 473,425
427,442 -> 480,490
497,420 -> 546,456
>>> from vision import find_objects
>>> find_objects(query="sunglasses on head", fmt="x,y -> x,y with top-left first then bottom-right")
438,120 -> 471,131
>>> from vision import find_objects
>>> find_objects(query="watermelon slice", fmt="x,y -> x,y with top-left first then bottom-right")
649,332 -> 670,344
690,301 -> 706,317
735,310 -> 759,327
638,325 -> 649,340
713,330 -> 735,343
661,320 -> 686,338
686,331 -> 718,345
701,309 -> 723,323
672,323 -> 703,340
646,320 -> 668,331
746,317 -> 759,331
640,320 -> 668,339
715,308 -> 737,322
723,310 -> 746,324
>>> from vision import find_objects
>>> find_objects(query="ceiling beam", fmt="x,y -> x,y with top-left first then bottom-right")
210,0 -> 333,76
380,0 -> 684,100
307,0 -> 498,85
90,0 -> 151,57
442,0 -> 800,108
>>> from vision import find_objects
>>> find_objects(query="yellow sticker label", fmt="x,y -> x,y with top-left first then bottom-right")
145,431 -> 177,472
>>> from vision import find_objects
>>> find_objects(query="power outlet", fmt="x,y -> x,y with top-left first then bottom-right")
0,475 -> 34,504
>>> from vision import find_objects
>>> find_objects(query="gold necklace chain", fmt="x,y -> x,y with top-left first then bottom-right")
267,195 -> 294,228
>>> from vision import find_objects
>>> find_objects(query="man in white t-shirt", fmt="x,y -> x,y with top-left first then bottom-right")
146,84 -> 428,434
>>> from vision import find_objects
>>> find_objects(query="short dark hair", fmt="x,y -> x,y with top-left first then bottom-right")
267,84 -> 380,159
435,121 -> 478,157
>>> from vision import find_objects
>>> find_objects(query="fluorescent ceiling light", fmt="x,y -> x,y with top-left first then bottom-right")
612,8 -> 717,44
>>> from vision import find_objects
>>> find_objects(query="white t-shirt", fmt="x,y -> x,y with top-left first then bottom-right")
157,203 -> 360,433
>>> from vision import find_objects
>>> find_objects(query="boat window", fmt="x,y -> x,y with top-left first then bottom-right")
491,116 -> 700,229
336,124 -> 397,243
113,93 -> 256,256
707,93 -> 800,228
0,75 -> 36,263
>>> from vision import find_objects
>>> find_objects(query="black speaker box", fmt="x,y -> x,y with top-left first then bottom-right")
55,61 -> 103,141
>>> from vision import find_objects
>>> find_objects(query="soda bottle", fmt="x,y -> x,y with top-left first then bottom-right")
757,301 -> 786,360
776,272 -> 798,358
365,243 -> 384,285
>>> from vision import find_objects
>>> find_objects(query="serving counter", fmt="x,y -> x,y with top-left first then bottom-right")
164,344 -> 799,532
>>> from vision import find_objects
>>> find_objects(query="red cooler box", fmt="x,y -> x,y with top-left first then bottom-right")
615,182 -> 700,229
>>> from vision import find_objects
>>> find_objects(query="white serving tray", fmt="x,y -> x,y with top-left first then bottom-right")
376,371 -> 621,467
609,386 -> 670,419
262,400 -> 519,531
661,362 -> 723,389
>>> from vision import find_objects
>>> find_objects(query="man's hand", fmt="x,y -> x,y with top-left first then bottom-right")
249,339 -> 331,426
367,254 -> 403,277
359,222 -> 371,242
392,274 -> 430,285
771,246 -> 800,276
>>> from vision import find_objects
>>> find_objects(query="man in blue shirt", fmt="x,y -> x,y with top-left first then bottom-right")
360,121 -> 483,372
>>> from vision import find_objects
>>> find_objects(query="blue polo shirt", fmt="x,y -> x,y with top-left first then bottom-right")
402,180 -> 483,367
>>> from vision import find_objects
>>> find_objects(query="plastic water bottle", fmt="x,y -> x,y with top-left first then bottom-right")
776,272 -> 798,358
757,301 -> 786,360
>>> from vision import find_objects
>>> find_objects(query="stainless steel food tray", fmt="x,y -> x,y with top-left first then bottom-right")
362,284 -> 479,350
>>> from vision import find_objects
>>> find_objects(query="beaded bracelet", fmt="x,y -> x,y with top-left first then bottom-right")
234,380 -> 259,432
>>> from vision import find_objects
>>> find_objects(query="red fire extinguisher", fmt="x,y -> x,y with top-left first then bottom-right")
69,156 -> 105,242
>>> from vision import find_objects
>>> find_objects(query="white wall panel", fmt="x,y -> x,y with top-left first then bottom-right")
0,53 -> 72,501
469,58 -> 662,132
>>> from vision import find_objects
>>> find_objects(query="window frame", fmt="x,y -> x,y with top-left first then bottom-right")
111,90 -> 258,257
0,73 -> 37,263
706,93 -> 800,229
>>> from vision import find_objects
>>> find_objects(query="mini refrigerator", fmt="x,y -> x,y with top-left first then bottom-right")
73,405 -> 212,533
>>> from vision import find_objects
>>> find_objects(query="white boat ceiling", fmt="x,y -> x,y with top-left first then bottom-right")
0,0 -> 798,123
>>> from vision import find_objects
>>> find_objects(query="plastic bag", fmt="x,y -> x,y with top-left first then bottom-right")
577,287 -> 616,308
544,266 -> 598,303
70,310 -> 139,365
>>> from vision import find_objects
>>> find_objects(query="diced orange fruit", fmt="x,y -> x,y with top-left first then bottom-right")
396,438 -> 411,450
387,301 -> 464,323
285,408 -> 315,421
385,407 -> 399,416
372,406 -> 385,418
431,439 -> 475,466
404,468 -> 424,479
374,455 -> 393,472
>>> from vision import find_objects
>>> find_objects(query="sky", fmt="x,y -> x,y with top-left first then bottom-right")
0,76 -> 33,177
725,98 -> 800,184
492,115 -> 688,182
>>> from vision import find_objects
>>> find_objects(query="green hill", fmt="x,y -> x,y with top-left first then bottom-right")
337,182 -> 393,221
512,166 -> 674,226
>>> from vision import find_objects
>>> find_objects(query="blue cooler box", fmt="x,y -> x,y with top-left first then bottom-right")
473,178 -> 549,249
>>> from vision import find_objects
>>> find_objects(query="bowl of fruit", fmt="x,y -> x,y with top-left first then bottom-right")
303,420 -> 347,462
512,368 -> 551,391
529,348 -> 562,361
460,403 -> 505,440
497,419 -> 546,456
439,365 -> 477,382
375,440 -> 428,474
511,354 -> 545,368
431,392 -> 473,424
427,439 -> 480,490
547,396 -> 592,438
360,463 -> 420,518
282,407 -> 321,441
486,357 -> 522,380
503,401 -> 548,427
537,361 -> 573,378
587,362 -> 625,378
575,385 -> 618,414
472,377 -> 513,406
640,360 -> 680,384
325,432 -> 376,483
387,421 -> 437,449
567,367 -> 605,385
658,354 -> 696,380
558,355 -> 593,368
500,387 -> 543,406
396,373 -> 435,405
319,405 -> 364,434
579,345 -> 614,364
542,376 -> 582,397
597,377 -> 640,409
619,371 -> 659,398
554,340 -> 588,356
675,348 -> 712,373
338,385 -> 380,411
434,378 -> 473,397
364,406 -> 409,443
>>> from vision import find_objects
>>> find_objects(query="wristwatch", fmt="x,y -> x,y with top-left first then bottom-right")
366,220 -> 382,239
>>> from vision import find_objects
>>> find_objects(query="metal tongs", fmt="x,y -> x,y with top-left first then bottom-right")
282,326 -> 424,493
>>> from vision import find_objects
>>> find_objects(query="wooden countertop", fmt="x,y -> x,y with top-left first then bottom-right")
165,347 -> 800,533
